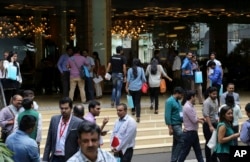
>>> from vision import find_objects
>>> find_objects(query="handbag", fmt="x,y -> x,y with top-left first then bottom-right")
6,65 -> 17,80
207,130 -> 217,150
195,71 -> 203,83
141,82 -> 148,93
160,79 -> 166,93
126,94 -> 134,108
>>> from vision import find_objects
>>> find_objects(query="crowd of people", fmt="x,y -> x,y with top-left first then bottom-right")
1,47 -> 250,162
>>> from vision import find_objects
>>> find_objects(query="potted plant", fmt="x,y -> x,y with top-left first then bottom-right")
0,140 -> 13,162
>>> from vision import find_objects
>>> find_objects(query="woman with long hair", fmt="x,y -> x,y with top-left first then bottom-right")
146,58 -> 172,114
219,94 -> 242,145
2,51 -> 22,104
125,58 -> 146,122
92,51 -> 103,99
215,106 -> 240,161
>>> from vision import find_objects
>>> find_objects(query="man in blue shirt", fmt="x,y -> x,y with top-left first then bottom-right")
181,52 -> 193,91
57,46 -> 73,97
165,87 -> 184,162
208,61 -> 222,105
6,115 -> 40,162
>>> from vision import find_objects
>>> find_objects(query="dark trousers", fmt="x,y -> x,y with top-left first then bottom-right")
61,71 -> 70,97
203,122 -> 218,162
217,153 -> 229,162
4,89 -> 17,105
149,87 -> 160,111
115,147 -> 133,162
178,131 -> 204,162
85,77 -> 94,101
129,90 -> 142,117
52,155 -> 65,162
182,76 -> 192,91
233,125 -> 239,145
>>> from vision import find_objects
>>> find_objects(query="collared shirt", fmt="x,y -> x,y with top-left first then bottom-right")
85,56 -> 95,77
6,130 -> 40,162
67,54 -> 88,78
55,115 -> 72,156
57,53 -> 70,73
84,112 -> 96,123
202,97 -> 219,123
181,57 -> 193,76
172,55 -> 181,71
127,67 -> 146,91
207,59 -> 221,75
110,114 -> 137,154
67,148 -> 117,162
0,105 -> 24,132
240,119 -> 250,145
183,101 -> 199,131
220,92 -> 240,105
209,65 -> 222,85
165,96 -> 183,126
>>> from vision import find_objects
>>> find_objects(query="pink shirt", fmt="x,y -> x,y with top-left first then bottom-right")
67,54 -> 88,78
183,101 -> 199,131
84,112 -> 96,123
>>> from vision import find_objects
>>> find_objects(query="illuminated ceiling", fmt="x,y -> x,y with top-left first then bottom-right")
112,0 -> 250,23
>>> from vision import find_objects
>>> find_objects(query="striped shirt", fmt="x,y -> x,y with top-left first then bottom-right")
67,148 -> 117,162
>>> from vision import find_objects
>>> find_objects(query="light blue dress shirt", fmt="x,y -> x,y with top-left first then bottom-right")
6,130 -> 40,162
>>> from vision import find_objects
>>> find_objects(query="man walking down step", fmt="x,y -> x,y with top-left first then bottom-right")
43,97 -> 83,162
165,86 -> 184,162
111,103 -> 137,162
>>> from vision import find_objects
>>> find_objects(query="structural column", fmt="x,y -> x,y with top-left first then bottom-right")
92,0 -> 111,65
209,20 -> 228,59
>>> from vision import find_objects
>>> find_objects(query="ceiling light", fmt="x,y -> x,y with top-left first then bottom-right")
174,26 -> 186,30
166,34 -> 177,38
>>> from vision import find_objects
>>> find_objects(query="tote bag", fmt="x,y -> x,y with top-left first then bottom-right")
195,71 -> 203,83
6,66 -> 17,80
207,130 -> 217,150
160,79 -> 166,93
126,95 -> 134,108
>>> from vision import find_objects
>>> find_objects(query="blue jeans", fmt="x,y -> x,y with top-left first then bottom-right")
111,73 -> 123,105
171,124 -> 184,162
178,131 -> 204,162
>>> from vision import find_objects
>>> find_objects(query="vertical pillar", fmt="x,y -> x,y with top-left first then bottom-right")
34,12 -> 43,67
60,0 -> 68,53
92,0 -> 111,65
76,0 -> 92,52
209,20 -> 228,59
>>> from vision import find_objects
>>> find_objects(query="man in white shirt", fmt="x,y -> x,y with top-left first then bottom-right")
206,52 -> 223,88
172,50 -> 182,87
111,103 -> 137,162
67,121 -> 116,162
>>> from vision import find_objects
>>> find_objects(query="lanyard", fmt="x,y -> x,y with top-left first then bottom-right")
59,120 -> 68,139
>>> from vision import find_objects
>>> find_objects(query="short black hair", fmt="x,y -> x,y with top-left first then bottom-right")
116,103 -> 127,111
73,104 -> 85,117
116,46 -> 123,53
88,100 -> 100,112
19,115 -> 36,132
208,86 -> 217,93
59,97 -> 73,109
173,86 -> 184,94
23,90 -> 34,97
208,60 -> 216,67
78,121 -> 101,138
73,46 -> 81,54
22,98 -> 33,110
245,103 -> 250,113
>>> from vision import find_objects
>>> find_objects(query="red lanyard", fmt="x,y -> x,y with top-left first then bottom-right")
59,120 -> 68,139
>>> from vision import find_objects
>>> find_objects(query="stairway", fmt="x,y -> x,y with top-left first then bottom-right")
39,99 -> 248,156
